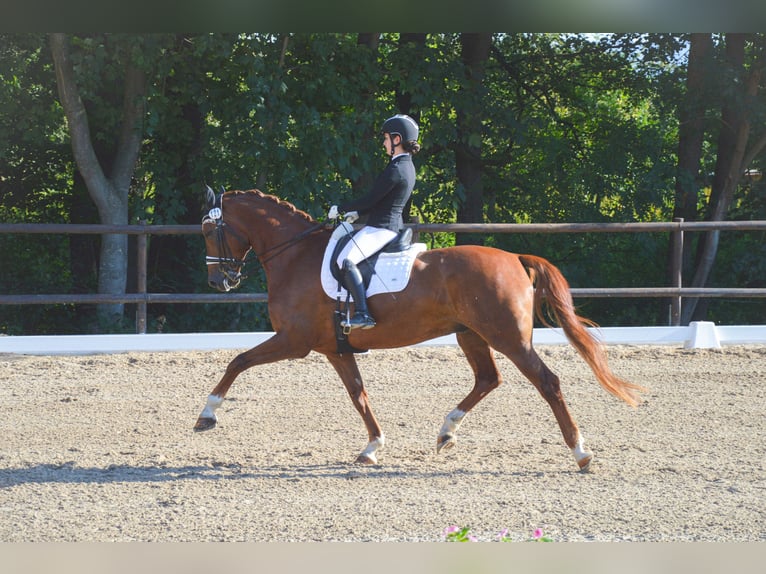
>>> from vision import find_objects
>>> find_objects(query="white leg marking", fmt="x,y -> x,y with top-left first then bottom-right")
572,433 -> 593,465
360,435 -> 385,463
439,408 -> 467,437
200,394 -> 223,419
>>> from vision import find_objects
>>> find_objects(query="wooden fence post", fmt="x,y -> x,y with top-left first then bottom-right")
670,218 -> 684,326
136,221 -> 148,334
410,215 -> 420,243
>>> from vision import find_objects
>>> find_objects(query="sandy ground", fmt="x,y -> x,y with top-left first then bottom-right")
0,343 -> 763,542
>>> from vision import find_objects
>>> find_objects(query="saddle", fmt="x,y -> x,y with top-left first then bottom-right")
321,222 -> 426,301
328,226 -> 414,289
320,222 -> 427,354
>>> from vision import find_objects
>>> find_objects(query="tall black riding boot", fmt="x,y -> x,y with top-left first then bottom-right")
341,259 -> 376,330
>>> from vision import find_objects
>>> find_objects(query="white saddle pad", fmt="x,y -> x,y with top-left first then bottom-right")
321,222 -> 427,301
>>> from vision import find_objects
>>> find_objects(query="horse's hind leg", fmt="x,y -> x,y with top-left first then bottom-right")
324,352 -> 385,465
437,330 -> 502,453
502,344 -> 593,471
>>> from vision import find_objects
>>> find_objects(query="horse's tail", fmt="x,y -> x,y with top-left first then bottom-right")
518,254 -> 645,407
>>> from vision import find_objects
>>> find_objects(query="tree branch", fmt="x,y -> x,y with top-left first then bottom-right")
111,62 -> 146,188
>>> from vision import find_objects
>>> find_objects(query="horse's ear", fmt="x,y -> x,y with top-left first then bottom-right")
205,185 -> 216,209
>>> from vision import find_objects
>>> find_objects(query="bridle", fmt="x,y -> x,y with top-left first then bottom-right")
203,194 -> 325,290
203,205 -> 251,291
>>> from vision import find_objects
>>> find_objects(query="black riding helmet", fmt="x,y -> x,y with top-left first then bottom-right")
381,114 -> 419,144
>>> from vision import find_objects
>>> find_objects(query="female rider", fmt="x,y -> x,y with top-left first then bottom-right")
328,114 -> 420,330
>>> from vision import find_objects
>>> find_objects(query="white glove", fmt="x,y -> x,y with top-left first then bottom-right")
344,210 -> 359,223
327,205 -> 339,220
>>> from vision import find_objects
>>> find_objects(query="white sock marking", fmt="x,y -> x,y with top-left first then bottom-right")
359,435 -> 385,462
572,433 -> 591,462
439,408 -> 466,437
200,394 -> 223,419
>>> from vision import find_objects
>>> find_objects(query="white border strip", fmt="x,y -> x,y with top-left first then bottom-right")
1,322 -> 764,356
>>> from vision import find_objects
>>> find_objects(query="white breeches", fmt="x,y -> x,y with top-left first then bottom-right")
336,226 -> 397,266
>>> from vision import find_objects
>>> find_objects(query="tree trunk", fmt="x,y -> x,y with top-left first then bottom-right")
395,33 -> 426,119
256,34 -> 290,191
673,34 -> 712,224
357,33 -> 379,51
395,33 -> 426,224
456,33 -> 492,246
350,33 -> 381,198
683,34 -> 764,323
50,33 -> 146,327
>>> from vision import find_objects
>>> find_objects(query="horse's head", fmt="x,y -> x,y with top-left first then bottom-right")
202,185 -> 251,292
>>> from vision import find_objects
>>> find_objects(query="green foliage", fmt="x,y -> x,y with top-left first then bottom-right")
0,38 -> 75,335
0,205 -> 77,335
2,33 -> 765,334
705,230 -> 766,325
0,34 -> 72,211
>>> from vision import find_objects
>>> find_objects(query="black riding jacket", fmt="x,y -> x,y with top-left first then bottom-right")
339,154 -> 415,232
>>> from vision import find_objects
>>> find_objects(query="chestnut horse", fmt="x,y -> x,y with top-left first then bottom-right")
196,188 -> 644,471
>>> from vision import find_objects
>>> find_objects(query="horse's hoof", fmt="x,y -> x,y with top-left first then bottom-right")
355,453 -> 377,465
577,454 -> 594,473
436,434 -> 456,454
193,417 -> 217,432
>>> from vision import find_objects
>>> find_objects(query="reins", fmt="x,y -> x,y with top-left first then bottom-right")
256,221 -> 326,265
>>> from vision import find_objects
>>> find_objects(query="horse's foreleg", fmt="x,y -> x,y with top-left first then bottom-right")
437,330 -> 502,453
193,333 -> 309,432
324,353 -> 385,465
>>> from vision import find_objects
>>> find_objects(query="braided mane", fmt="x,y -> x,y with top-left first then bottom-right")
228,189 -> 317,224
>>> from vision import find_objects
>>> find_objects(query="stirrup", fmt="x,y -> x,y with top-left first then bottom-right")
341,313 -> 376,330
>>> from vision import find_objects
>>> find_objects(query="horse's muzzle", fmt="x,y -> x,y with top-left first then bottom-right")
208,270 -> 242,292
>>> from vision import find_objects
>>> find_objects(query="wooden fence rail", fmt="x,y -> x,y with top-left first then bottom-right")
1,219 -> 765,333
